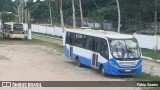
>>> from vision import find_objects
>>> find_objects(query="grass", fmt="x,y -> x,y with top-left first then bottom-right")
141,48 -> 160,60
134,72 -> 160,81
27,38 -> 64,53
0,37 -> 64,53
32,32 -> 63,39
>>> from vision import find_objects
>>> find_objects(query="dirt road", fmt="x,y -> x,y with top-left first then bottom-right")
0,45 -> 142,90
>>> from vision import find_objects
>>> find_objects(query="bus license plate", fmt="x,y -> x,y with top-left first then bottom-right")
125,69 -> 131,72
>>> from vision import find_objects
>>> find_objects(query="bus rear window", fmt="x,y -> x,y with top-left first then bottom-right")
13,24 -> 23,31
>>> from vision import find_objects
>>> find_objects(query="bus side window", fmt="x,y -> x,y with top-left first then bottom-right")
66,32 -> 70,44
95,38 -> 101,53
84,36 -> 92,50
100,39 -> 109,60
66,32 -> 73,45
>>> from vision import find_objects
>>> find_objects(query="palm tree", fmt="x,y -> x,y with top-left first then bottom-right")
72,0 -> 76,28
45,0 -> 53,26
55,0 -> 64,32
79,0 -> 84,27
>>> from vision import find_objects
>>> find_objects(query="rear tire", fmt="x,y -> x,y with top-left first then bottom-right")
3,33 -> 5,39
100,66 -> 106,76
7,35 -> 10,39
76,57 -> 82,67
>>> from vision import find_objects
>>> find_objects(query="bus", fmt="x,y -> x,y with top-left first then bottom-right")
2,23 -> 27,39
64,29 -> 142,76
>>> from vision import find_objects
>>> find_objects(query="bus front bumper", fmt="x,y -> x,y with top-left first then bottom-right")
9,34 -> 27,39
107,64 -> 142,75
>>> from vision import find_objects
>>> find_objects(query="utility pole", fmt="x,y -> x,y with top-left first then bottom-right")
116,0 -> 121,33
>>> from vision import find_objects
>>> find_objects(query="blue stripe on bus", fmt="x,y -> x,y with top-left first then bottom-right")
72,54 -> 92,67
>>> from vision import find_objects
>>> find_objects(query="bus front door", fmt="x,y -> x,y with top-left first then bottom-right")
91,38 -> 99,68
92,52 -> 98,67
69,46 -> 73,59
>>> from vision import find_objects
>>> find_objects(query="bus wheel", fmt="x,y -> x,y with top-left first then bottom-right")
76,57 -> 82,67
100,66 -> 105,76
3,34 -> 5,38
7,35 -> 10,39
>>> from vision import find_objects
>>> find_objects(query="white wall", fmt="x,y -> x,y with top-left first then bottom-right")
30,24 -> 63,36
133,34 -> 160,50
24,24 -> 160,50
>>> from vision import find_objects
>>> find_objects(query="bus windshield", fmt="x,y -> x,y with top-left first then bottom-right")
13,24 -> 23,31
109,39 -> 141,60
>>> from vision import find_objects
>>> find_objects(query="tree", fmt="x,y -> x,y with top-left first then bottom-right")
72,0 -> 76,28
25,0 -> 34,40
0,12 -> 15,23
79,0 -> 84,27
55,0 -> 65,32
45,0 -> 53,26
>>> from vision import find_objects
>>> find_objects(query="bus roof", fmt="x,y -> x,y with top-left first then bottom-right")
65,28 -> 133,39
5,22 -> 23,25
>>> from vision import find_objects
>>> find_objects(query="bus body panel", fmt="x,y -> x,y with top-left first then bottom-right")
65,44 -> 70,59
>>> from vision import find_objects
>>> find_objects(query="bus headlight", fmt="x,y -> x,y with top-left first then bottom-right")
109,61 -> 118,68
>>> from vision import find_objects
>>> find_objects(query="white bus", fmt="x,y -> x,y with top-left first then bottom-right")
64,29 -> 142,76
2,23 -> 27,39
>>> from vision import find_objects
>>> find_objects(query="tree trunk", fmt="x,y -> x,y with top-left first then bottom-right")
60,0 -> 64,32
18,5 -> 21,23
25,0 -> 27,23
22,2 -> 24,23
72,0 -> 76,29
27,10 -> 32,40
79,0 -> 84,27
116,0 -> 121,33
49,1 -> 53,26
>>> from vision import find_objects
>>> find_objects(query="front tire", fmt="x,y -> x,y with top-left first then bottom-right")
100,66 -> 106,76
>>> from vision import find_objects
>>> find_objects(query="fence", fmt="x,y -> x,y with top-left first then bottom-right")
133,34 -> 160,50
23,24 -> 63,36
24,24 -> 160,50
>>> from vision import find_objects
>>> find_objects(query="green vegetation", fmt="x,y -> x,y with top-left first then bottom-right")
0,37 -> 64,53
0,0 -> 158,27
134,72 -> 160,81
0,12 -> 15,23
141,48 -> 160,60
32,32 -> 63,39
